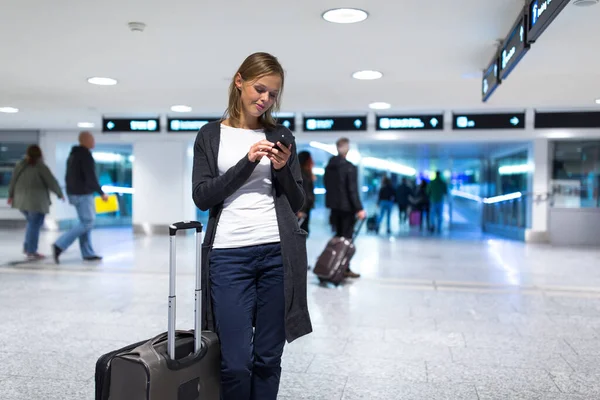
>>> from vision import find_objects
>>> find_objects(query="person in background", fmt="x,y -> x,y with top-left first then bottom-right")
191,52 -> 312,400
324,137 -> 366,278
428,170 -> 448,233
7,145 -> 64,260
412,180 -> 432,232
297,151 -> 315,236
52,131 -> 108,263
395,177 -> 412,226
376,176 -> 394,235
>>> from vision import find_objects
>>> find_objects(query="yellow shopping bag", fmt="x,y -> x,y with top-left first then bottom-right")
95,194 -> 119,214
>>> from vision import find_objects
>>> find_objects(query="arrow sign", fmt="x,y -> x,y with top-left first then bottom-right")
353,119 -> 363,129
510,116 -> 520,126
106,121 -> 115,130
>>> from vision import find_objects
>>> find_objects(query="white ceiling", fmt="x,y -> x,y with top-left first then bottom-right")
0,0 -> 599,131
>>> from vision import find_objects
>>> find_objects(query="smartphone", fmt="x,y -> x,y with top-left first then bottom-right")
274,133 -> 292,150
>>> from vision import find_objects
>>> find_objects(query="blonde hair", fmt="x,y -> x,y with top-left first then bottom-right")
224,52 -> 285,130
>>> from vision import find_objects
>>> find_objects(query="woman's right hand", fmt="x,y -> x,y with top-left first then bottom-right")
247,140 -> 274,163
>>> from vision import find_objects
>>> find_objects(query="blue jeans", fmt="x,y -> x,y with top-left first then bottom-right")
431,201 -> 444,232
21,211 -> 45,254
377,200 -> 394,233
209,242 -> 285,400
55,194 -> 97,258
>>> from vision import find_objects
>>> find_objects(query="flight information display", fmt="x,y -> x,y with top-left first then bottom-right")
376,114 -> 444,130
528,0 -> 571,43
452,112 -> 525,130
276,116 -> 295,131
482,56 -> 501,102
303,116 -> 367,132
500,14 -> 530,80
103,118 -> 160,133
534,111 -> 600,128
167,117 -> 219,132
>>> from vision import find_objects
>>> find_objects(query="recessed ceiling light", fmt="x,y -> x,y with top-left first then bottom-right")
352,70 -> 383,80
369,102 -> 391,110
0,107 -> 19,113
595,98 -> 600,104
87,77 -> 118,86
322,8 -> 368,24
171,105 -> 192,113
78,122 -> 95,128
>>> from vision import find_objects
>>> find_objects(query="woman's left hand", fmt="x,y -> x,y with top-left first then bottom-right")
269,143 -> 292,171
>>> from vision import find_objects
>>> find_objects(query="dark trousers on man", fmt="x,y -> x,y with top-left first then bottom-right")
209,242 -> 286,400
330,209 -> 356,239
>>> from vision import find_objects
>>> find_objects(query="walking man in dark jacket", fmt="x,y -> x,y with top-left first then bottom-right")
53,131 -> 107,263
324,137 -> 366,278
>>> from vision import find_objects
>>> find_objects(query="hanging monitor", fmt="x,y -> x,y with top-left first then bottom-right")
376,114 -> 444,130
102,117 -> 160,133
303,115 -> 367,132
500,13 -> 530,80
452,112 -> 526,130
528,0 -> 571,43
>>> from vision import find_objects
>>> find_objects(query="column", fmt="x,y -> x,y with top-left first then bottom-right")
527,138 -> 550,242
132,141 -> 196,234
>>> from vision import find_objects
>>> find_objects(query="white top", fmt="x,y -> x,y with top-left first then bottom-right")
212,124 -> 281,249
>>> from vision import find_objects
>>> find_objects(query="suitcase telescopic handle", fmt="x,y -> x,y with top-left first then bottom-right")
169,221 -> 203,236
167,220 -> 204,360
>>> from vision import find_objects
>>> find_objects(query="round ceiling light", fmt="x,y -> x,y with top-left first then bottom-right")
171,105 -> 192,113
573,0 -> 599,6
352,70 -> 383,80
78,122 -> 95,128
0,107 -> 19,113
595,98 -> 600,104
369,102 -> 391,110
87,77 -> 118,86
322,8 -> 368,24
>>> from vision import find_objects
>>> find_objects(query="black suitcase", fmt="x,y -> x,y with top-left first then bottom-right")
95,221 -> 221,400
313,219 -> 364,285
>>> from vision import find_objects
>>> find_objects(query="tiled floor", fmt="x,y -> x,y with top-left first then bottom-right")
1,220 -> 600,399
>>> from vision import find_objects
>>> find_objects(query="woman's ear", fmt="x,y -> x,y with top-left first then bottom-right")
235,73 -> 243,90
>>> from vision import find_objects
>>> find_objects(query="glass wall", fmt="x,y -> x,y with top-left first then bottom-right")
93,144 -> 133,226
482,150 -> 530,230
551,141 -> 600,208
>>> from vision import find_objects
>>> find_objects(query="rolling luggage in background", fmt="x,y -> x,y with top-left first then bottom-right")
313,219 -> 365,285
95,221 -> 221,400
409,210 -> 421,227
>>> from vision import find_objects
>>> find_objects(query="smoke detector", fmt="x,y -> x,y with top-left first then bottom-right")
127,22 -> 147,32
573,0 -> 599,6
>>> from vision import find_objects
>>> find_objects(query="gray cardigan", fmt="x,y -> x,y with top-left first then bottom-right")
192,121 -> 313,343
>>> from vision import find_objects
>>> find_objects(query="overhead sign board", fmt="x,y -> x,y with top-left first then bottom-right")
528,0 -> 571,43
376,114 -> 444,130
452,112 -> 526,130
167,117 -> 220,132
102,118 -> 160,133
276,116 -> 295,131
482,56 -> 501,102
534,111 -> 600,129
303,115 -> 367,132
500,14 -> 530,80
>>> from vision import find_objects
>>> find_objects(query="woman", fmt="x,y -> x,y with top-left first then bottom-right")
297,151 -> 315,236
376,176 -> 395,235
7,144 -> 64,259
191,52 -> 312,400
